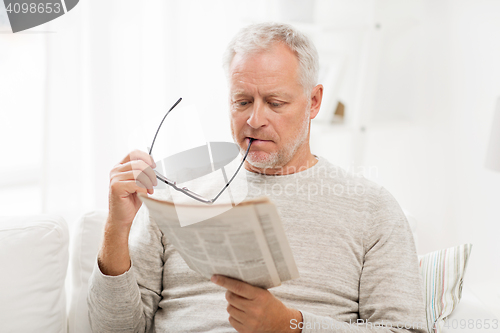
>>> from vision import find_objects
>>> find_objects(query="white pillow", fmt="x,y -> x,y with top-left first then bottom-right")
419,244 -> 473,333
0,215 -> 69,333
67,210 -> 107,333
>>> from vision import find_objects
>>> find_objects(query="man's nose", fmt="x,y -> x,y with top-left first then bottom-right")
246,101 -> 268,129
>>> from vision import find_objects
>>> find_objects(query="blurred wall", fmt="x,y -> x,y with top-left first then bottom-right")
309,0 -> 500,298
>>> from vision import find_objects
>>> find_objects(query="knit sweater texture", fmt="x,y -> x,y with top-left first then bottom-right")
87,156 -> 428,333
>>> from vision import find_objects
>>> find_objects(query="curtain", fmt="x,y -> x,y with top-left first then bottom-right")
41,0 -> 277,227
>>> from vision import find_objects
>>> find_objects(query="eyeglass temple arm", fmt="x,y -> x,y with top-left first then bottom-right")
149,97 -> 182,155
154,170 -> 176,187
155,170 -> 213,204
210,138 -> 253,204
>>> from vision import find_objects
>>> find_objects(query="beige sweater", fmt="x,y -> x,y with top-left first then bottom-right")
87,156 -> 428,333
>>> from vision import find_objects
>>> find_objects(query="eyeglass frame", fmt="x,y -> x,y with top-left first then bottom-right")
148,97 -> 253,204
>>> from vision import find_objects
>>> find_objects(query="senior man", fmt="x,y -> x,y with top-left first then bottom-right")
88,22 -> 428,333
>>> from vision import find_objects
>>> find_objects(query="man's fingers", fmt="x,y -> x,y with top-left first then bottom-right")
226,304 -> 246,324
228,315 -> 245,332
227,304 -> 248,332
225,290 -> 248,311
110,180 -> 149,196
114,170 -> 154,192
119,149 -> 156,169
211,275 -> 255,299
114,160 -> 158,187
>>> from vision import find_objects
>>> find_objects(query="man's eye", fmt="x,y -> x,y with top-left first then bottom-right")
269,101 -> 283,107
234,100 -> 250,107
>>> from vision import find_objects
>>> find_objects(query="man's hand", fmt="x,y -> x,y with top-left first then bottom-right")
211,275 -> 303,333
98,149 -> 157,276
107,149 -> 157,228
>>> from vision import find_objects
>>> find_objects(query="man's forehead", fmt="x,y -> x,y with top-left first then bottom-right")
228,45 -> 302,98
230,89 -> 294,99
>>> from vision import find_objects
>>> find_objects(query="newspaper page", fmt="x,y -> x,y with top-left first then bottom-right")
138,194 -> 299,289
254,203 -> 300,282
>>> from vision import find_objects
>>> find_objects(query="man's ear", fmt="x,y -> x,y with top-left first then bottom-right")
309,84 -> 323,120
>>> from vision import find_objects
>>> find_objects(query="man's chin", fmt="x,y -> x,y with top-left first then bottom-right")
246,151 -> 279,169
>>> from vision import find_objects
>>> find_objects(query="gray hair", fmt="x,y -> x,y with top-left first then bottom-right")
223,22 -> 319,96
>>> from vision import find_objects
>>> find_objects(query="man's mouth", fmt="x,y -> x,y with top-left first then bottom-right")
245,137 -> 272,144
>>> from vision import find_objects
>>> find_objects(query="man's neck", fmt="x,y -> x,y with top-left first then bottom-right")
244,145 -> 318,176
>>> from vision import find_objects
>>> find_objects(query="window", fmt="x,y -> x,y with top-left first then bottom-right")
0,28 -> 46,214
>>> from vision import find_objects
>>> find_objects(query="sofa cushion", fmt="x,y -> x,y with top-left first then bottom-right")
419,243 -> 473,333
67,210 -> 107,333
0,215 -> 69,333
442,286 -> 500,333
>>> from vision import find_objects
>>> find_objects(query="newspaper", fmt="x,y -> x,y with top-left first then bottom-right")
138,194 -> 300,289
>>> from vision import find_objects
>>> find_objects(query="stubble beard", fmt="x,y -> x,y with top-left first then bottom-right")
234,107 -> 311,170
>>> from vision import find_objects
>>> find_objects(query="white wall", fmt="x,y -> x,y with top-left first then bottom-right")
448,0 -> 500,294
310,0 -> 500,310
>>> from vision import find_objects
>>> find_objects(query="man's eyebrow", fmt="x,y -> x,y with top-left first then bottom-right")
266,92 -> 293,99
230,91 -> 293,99
231,91 -> 249,98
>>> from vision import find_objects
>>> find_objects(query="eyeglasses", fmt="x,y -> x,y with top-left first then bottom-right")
148,97 -> 253,204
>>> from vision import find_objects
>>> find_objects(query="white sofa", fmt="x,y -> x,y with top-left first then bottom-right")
0,211 -> 497,333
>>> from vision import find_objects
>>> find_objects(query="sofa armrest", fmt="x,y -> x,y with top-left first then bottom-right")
0,215 -> 69,333
442,286 -> 499,333
67,210 -> 108,333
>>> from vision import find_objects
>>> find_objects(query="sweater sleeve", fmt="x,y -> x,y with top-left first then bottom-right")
295,186 -> 428,333
87,204 -> 165,333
